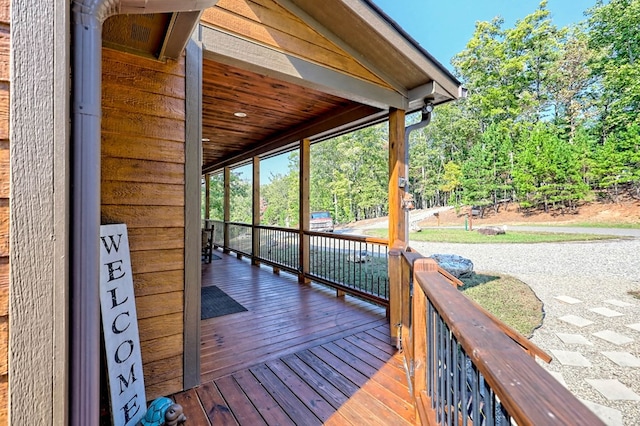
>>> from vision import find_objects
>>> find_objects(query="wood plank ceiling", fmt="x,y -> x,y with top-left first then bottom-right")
201,59 -> 381,173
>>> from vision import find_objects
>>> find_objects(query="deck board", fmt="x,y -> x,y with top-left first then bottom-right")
173,251 -> 417,425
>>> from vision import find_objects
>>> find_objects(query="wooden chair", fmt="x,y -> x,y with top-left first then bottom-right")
202,227 -> 214,263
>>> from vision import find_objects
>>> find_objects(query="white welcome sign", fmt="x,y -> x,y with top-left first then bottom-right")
100,224 -> 146,426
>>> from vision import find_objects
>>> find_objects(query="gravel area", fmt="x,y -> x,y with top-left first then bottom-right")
411,238 -> 640,425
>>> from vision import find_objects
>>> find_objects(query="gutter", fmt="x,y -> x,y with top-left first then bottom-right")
402,102 -> 433,236
70,1 -> 216,424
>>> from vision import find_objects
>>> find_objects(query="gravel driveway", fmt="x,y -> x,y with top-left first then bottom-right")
411,238 -> 640,425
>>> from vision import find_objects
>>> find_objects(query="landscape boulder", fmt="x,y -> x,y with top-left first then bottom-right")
428,253 -> 474,278
477,226 -> 506,236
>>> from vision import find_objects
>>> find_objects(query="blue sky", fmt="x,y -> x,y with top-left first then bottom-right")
252,1 -> 597,184
372,0 -> 597,73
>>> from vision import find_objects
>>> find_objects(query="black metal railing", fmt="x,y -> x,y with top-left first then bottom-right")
227,222 -> 252,256
208,221 -> 389,306
307,231 -> 389,305
426,302 -> 510,425
257,225 -> 299,273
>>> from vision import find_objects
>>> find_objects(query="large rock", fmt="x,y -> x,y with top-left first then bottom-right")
477,226 -> 506,236
428,253 -> 474,278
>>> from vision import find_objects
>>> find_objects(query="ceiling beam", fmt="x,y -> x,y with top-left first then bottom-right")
200,25 -> 408,110
202,103 -> 381,173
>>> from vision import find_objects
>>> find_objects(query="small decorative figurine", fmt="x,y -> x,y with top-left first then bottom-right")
138,397 -> 187,426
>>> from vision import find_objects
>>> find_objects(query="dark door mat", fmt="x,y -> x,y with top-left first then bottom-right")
201,286 -> 248,320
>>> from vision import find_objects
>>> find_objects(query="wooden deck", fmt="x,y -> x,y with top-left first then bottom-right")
171,251 -> 417,425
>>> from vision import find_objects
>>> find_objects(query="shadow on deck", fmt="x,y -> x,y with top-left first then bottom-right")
171,250 -> 416,425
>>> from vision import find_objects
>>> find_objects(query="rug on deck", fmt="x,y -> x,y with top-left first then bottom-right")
201,285 -> 247,320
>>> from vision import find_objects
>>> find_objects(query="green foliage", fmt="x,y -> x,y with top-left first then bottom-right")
513,123 -> 589,210
587,0 -> 640,133
204,0 -> 640,221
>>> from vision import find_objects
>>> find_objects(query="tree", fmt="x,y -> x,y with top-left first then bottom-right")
513,123 -> 589,211
587,0 -> 640,134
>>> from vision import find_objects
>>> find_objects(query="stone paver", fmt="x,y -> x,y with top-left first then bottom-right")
580,400 -> 625,426
586,379 -> 640,401
627,323 -> 640,333
548,371 -> 568,388
550,349 -> 592,367
559,314 -> 594,327
555,295 -> 583,304
602,352 -> 640,367
593,330 -> 634,346
590,307 -> 624,317
604,299 -> 634,308
556,333 -> 593,345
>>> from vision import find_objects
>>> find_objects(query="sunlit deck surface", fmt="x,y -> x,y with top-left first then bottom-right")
172,250 -> 416,425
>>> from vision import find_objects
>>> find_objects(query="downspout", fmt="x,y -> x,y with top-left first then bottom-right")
70,1 -> 216,424
403,101 -> 433,237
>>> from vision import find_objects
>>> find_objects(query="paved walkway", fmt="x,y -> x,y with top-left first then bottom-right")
411,238 -> 640,426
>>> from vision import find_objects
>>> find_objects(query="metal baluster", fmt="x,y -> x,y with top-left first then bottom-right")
486,386 -> 495,425
461,353 -> 468,426
446,327 -> 453,426
472,364 -> 480,426
427,303 -> 434,402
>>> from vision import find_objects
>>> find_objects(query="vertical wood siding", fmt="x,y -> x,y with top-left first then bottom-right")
0,0 -> 9,422
101,48 -> 186,400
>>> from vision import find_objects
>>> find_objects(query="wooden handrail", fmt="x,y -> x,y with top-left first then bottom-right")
400,250 -> 549,362
413,269 -> 604,425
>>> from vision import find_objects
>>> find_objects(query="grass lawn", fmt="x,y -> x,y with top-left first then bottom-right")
365,227 -> 621,243
460,273 -> 543,337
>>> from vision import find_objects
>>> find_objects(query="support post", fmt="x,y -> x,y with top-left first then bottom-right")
388,108 -> 407,247
252,156 -> 261,265
299,139 -> 311,284
204,173 -> 211,222
223,166 -> 231,253
411,259 -> 438,422
388,242 -> 404,348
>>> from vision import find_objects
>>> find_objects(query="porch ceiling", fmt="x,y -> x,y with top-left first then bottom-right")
201,59 -> 382,173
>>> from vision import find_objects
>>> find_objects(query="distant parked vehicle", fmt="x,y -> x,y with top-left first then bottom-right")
310,211 -> 334,232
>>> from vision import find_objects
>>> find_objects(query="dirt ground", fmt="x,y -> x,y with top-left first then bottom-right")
421,200 -> 640,227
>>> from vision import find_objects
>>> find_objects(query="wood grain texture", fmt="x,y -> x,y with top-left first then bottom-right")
127,227 -> 184,252
0,203 -> 7,257
102,134 -> 185,164
0,142 -> 7,199
140,333 -> 183,365
169,253 -> 416,424
0,317 -> 5,375
143,354 -> 183,387
101,205 -> 185,228
101,181 -> 185,206
0,26 -> 8,81
101,47 -> 187,400
133,270 -> 184,297
202,0 -> 388,87
0,2 -> 8,25
0,375 -> 6,424
0,84 -> 7,141
135,291 -> 184,320
130,249 -> 184,275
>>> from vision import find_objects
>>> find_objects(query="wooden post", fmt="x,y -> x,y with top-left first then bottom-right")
299,139 -> 311,284
204,173 -> 211,222
223,166 -> 231,253
252,157 -> 261,266
388,108 -> 407,247
388,243 -> 404,348
412,259 -> 438,421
